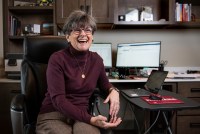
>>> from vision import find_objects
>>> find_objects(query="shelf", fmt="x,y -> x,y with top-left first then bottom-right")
8,36 -> 25,40
113,21 -> 170,29
115,20 -> 171,26
169,22 -> 200,28
115,21 -> 170,25
8,6 -> 53,14
8,35 -> 54,40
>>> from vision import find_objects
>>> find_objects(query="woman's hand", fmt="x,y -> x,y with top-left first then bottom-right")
90,115 -> 122,129
104,88 -> 120,123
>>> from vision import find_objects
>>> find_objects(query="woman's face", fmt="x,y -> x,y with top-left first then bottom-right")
66,27 -> 93,51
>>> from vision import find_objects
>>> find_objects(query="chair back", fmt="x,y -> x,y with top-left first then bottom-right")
21,36 -> 68,125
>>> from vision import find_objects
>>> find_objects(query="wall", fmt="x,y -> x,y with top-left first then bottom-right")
94,29 -> 200,67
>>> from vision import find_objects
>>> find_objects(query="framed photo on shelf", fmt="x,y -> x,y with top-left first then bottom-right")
41,23 -> 53,35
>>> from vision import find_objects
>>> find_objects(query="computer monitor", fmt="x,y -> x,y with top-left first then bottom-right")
89,43 -> 112,68
116,41 -> 161,68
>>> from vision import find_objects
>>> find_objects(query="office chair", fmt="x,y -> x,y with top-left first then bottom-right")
10,36 -> 112,134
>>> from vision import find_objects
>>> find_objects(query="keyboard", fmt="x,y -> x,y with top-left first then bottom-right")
132,88 -> 151,96
121,88 -> 150,98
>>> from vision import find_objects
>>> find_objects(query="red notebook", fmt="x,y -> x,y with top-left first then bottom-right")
141,96 -> 184,105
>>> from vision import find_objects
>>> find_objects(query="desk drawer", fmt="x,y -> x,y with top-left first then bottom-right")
177,116 -> 200,134
177,98 -> 200,115
178,82 -> 200,97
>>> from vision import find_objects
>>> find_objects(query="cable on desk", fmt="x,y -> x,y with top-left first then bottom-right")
143,110 -> 161,134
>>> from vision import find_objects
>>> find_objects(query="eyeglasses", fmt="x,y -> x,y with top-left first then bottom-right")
72,28 -> 93,35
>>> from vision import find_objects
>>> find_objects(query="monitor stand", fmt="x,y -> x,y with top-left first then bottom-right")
118,68 -> 129,79
105,68 -> 110,77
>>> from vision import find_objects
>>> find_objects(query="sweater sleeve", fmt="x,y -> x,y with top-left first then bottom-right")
46,52 -> 92,123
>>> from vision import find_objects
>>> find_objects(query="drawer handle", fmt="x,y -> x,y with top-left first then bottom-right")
190,88 -> 200,92
190,123 -> 200,128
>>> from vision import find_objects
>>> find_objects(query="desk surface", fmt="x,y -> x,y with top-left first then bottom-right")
109,78 -> 200,83
1,77 -> 200,83
121,90 -> 200,111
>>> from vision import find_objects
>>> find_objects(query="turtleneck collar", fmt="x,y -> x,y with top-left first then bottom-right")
68,43 -> 89,59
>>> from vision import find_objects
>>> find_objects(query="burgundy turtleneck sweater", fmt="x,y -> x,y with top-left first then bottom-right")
39,44 -> 112,124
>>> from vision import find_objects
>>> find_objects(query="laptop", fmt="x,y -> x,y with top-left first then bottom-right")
121,70 -> 168,98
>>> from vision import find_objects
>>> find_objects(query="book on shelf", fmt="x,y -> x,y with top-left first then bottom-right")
175,2 -> 192,22
9,15 -> 21,36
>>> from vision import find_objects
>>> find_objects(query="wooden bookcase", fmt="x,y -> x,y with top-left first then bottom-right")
3,0 -> 56,58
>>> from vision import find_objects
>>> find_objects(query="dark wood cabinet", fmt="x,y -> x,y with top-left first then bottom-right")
56,0 -> 80,24
56,0 -> 114,24
177,82 -> 200,134
0,82 -> 20,134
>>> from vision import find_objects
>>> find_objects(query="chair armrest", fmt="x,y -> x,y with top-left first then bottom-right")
11,94 -> 25,111
90,88 -> 110,119
10,94 -> 25,134
91,89 -> 113,134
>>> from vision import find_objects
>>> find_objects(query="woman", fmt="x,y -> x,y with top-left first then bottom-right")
36,10 -> 121,134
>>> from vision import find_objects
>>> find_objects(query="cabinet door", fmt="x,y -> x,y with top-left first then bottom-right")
56,0 -> 85,24
56,0 -> 114,24
87,0 -> 114,23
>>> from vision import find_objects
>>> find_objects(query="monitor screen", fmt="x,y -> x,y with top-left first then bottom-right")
116,41 -> 161,68
90,43 -> 112,68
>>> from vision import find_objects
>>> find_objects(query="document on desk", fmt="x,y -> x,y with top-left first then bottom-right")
141,96 -> 184,104
167,73 -> 200,79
